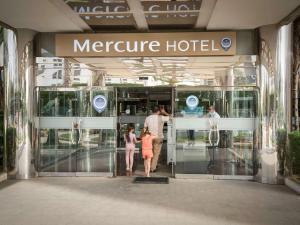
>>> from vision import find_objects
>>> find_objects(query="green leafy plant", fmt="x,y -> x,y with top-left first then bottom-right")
6,127 -> 16,171
288,131 -> 300,175
276,129 -> 287,175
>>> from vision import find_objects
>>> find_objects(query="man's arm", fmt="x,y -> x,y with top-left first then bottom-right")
160,109 -> 170,122
160,108 -> 169,116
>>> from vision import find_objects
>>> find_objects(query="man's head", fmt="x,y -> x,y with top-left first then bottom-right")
152,106 -> 160,115
208,105 -> 215,113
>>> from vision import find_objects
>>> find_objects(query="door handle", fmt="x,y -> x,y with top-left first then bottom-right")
78,119 -> 82,144
71,119 -> 82,145
71,120 -> 75,144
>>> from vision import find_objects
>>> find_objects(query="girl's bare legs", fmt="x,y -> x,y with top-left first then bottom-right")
146,158 -> 151,177
129,149 -> 135,171
144,158 -> 148,176
125,149 -> 130,171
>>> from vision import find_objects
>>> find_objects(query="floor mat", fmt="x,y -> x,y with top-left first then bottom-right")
133,176 -> 169,184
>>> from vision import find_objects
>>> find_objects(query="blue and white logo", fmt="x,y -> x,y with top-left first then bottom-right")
221,37 -> 232,51
93,95 -> 108,113
186,95 -> 199,110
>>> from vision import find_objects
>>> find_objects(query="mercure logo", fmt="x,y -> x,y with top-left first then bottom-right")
73,39 -> 221,53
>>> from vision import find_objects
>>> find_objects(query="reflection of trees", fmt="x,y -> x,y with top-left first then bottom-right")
0,30 -> 3,170
292,18 -> 300,130
0,27 -> 4,110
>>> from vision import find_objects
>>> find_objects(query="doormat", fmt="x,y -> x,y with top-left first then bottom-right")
133,176 -> 169,184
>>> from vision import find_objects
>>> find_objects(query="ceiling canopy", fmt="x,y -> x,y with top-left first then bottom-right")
0,0 -> 299,32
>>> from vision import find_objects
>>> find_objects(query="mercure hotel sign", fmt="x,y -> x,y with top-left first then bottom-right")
55,32 -> 236,57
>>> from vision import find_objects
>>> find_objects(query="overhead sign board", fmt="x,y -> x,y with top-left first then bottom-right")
55,32 -> 236,57
67,1 -> 201,26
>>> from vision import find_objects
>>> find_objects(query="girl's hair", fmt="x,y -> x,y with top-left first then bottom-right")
125,127 -> 134,143
140,127 -> 151,138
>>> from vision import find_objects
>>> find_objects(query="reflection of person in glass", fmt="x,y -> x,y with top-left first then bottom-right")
181,98 -> 203,146
73,122 -> 80,147
206,106 -> 220,170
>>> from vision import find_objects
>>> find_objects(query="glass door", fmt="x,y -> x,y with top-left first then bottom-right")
36,87 -> 116,176
173,87 -> 258,178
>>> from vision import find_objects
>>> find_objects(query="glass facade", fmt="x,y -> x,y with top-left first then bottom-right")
0,29 -> 294,182
34,56 -> 259,177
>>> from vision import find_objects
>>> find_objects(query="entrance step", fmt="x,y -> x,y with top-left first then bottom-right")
133,176 -> 169,184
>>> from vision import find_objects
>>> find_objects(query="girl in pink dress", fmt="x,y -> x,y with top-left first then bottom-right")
124,127 -> 139,172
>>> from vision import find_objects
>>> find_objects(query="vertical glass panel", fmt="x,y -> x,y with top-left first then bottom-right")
176,129 -> 254,175
175,89 -> 257,118
175,88 -> 257,176
64,91 -> 77,116
76,129 -> 116,173
39,88 -> 115,117
226,90 -> 257,118
57,91 -> 65,116
38,129 -> 76,172
38,128 -> 116,173
37,88 -> 116,174
39,91 -> 57,117
176,130 -> 211,174
214,130 -> 254,175
175,90 -> 224,117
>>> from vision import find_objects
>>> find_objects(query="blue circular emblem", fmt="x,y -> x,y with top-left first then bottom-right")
221,37 -> 232,51
93,95 -> 108,113
186,95 -> 199,110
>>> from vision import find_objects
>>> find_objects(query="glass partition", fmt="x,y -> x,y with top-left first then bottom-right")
38,88 -> 115,117
174,87 -> 258,176
38,128 -> 115,173
35,56 -> 258,177
175,88 -> 257,118
36,87 -> 116,175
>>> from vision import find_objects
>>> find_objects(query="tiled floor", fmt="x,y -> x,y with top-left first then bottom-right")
0,177 -> 299,225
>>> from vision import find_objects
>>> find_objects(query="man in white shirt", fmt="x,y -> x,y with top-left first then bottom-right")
207,105 -> 220,119
206,105 -> 220,170
207,105 -> 220,128
144,106 -> 170,172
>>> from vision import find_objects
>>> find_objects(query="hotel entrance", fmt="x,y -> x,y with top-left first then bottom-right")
116,87 -> 173,177
33,26 -> 259,178
35,54 -> 259,178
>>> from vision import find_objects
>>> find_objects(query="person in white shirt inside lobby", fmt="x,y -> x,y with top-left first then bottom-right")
144,105 -> 170,173
207,105 -> 220,120
206,105 -> 221,170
